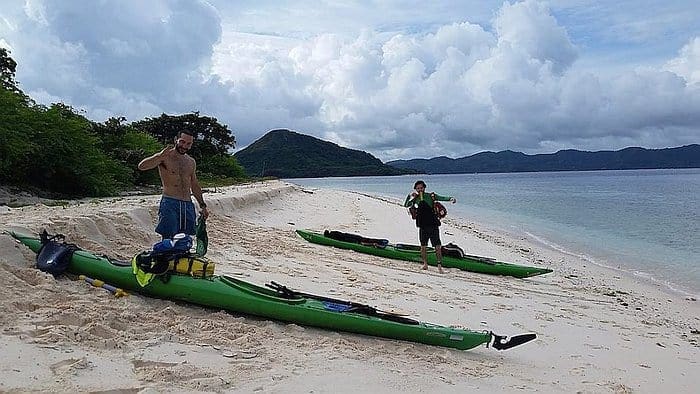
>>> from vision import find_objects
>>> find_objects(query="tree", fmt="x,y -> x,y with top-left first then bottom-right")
1,47 -> 23,96
0,88 -> 35,182
25,103 -> 128,196
91,116 -> 163,186
132,112 -> 236,156
1,50 -> 247,197
132,112 -> 245,180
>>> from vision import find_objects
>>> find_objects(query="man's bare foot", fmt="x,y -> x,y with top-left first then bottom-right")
422,264 -> 428,270
438,264 -> 444,274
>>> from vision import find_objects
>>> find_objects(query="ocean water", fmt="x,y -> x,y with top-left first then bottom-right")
287,169 -> 700,296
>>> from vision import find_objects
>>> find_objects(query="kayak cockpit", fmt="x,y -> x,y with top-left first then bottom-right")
219,275 -> 306,304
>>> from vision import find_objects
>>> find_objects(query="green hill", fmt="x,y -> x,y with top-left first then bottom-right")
233,129 -> 413,178
387,144 -> 700,174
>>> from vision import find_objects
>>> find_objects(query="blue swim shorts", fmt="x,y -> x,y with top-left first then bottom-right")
155,196 -> 196,239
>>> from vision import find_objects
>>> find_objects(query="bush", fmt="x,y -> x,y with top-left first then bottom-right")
0,89 -> 35,183
198,153 -> 247,180
92,117 -> 163,186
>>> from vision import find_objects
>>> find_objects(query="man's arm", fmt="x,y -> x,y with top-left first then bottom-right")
190,162 -> 210,219
404,192 -> 418,207
138,146 -> 172,171
433,193 -> 457,203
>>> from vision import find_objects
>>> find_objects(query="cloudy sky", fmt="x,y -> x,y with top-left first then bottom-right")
1,0 -> 699,160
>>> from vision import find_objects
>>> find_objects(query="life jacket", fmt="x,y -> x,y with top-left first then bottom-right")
131,233 -> 214,287
132,251 -> 215,278
415,200 -> 439,227
413,192 -> 447,227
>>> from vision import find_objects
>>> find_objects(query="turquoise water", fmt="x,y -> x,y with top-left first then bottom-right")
287,169 -> 700,296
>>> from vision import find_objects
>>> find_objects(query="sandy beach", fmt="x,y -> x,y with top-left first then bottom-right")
0,179 -> 698,393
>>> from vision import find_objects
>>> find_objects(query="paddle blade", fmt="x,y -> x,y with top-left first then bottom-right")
490,332 -> 537,350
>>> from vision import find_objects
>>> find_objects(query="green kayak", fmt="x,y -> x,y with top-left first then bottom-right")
296,229 -> 552,278
9,231 -> 535,351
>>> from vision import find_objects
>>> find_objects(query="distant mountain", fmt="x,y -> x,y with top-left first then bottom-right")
233,129 -> 415,178
387,144 -> 700,174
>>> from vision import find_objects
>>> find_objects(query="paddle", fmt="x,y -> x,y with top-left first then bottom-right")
265,281 -> 419,324
78,275 -> 128,297
266,282 -> 537,350
489,332 -> 537,350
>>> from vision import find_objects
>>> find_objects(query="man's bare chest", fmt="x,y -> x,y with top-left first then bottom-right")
160,156 -> 193,177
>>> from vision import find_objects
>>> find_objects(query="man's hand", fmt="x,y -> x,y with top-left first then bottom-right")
200,206 -> 210,220
138,145 -> 175,171
159,145 -> 176,159
410,192 -> 418,198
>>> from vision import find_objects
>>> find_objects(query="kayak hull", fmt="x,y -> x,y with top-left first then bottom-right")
296,230 -> 552,278
10,232 -> 493,351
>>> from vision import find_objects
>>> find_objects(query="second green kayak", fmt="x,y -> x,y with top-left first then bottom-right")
296,229 -> 552,278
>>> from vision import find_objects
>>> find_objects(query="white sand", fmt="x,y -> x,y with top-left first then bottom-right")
0,180 -> 697,393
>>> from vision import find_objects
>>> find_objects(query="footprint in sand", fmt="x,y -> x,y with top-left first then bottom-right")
568,364 -> 592,376
50,357 -> 91,375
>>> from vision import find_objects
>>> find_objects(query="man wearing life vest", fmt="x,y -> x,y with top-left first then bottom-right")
404,180 -> 456,273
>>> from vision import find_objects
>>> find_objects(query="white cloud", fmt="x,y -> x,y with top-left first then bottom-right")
23,0 -> 48,26
664,37 -> 700,85
494,0 -> 577,74
1,0 -> 698,161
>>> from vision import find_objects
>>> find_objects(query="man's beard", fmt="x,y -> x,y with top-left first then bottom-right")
175,145 -> 189,154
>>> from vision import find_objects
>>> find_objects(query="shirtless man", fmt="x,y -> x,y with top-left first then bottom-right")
138,130 -> 210,240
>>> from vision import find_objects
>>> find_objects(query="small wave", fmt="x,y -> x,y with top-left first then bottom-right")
523,231 -> 699,298
523,231 -> 601,265
631,270 -> 699,298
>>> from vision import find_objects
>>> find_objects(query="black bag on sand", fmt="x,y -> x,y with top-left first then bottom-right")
441,243 -> 464,259
36,230 -> 80,276
324,230 -> 389,247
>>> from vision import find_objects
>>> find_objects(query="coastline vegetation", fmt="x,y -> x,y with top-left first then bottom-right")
0,48 -> 247,199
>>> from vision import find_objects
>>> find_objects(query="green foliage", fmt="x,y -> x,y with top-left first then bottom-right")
0,95 -> 129,196
0,89 -> 35,181
132,112 -> 236,155
25,103 -> 129,196
1,47 -> 20,94
133,112 -> 246,181
1,50 -> 247,197
197,153 -> 247,180
91,117 -> 162,185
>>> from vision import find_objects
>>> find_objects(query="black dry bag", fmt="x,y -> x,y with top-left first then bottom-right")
36,231 -> 79,276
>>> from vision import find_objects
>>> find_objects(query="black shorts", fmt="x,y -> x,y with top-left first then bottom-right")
419,226 -> 441,247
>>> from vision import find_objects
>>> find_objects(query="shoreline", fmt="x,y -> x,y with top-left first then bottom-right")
520,228 -> 700,300
1,180 -> 698,392
304,183 -> 700,300
477,216 -> 700,300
